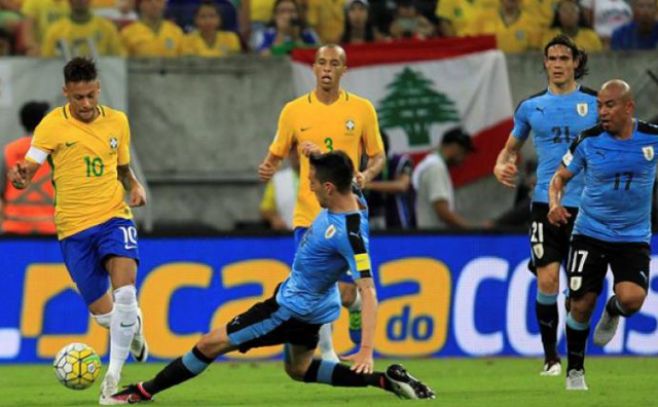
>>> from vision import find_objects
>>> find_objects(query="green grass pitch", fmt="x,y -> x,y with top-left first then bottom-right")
1,357 -> 656,406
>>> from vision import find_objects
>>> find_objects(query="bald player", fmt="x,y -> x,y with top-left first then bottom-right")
549,80 -> 658,390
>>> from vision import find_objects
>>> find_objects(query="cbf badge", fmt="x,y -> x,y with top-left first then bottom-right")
643,146 -> 654,161
576,103 -> 588,117
109,136 -> 118,150
345,119 -> 355,133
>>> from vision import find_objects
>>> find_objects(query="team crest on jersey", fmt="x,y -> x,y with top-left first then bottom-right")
576,103 -> 588,117
570,277 -> 582,291
642,146 -> 654,161
109,136 -> 119,150
532,243 -> 544,259
325,224 -> 336,239
345,119 -> 355,133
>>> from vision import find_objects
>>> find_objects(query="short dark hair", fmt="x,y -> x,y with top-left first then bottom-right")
63,57 -> 98,83
309,150 -> 354,193
195,0 -> 221,18
543,34 -> 588,80
20,101 -> 50,133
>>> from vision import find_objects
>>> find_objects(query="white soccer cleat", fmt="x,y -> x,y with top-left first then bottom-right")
385,364 -> 435,400
130,309 -> 149,363
99,373 -> 120,405
540,360 -> 562,376
566,369 -> 588,391
594,308 -> 620,347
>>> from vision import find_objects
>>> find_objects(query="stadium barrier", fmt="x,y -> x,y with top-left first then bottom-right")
1,233 -> 657,363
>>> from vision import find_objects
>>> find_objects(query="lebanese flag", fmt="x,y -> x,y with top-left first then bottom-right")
291,37 -> 514,186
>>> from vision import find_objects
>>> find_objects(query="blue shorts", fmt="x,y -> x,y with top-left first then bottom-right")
294,226 -> 354,284
59,218 -> 140,306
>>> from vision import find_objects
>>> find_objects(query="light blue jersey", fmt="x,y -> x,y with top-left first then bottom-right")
276,192 -> 371,325
512,86 -> 598,207
564,121 -> 658,243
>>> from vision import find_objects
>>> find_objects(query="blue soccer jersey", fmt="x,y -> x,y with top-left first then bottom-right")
512,86 -> 598,207
276,193 -> 372,325
563,121 -> 658,243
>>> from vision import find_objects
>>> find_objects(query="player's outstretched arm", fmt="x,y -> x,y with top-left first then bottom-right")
118,164 -> 147,207
548,165 -> 574,226
341,277 -> 377,374
357,152 -> 386,189
493,134 -> 524,188
8,159 -> 41,190
258,152 -> 283,182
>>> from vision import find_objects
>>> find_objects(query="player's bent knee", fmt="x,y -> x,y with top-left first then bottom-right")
619,295 -> 645,315
284,362 -> 307,381
339,282 -> 356,307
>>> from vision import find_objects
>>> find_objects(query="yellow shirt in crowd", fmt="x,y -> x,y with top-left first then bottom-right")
41,16 -> 124,57
523,0 -> 559,29
120,20 -> 184,57
435,0 -> 498,36
21,0 -> 69,43
468,11 -> 542,53
250,0 -> 275,23
29,105 -> 133,239
181,31 -> 241,57
542,28 -> 603,52
268,90 -> 383,228
306,0 -> 344,44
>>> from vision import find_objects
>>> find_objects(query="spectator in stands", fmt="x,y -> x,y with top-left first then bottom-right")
434,0 -> 497,37
581,0 -> 632,47
412,127 -> 475,229
1,101 -> 55,235
340,0 -> 383,45
0,0 -> 24,53
306,0 -> 344,44
21,0 -> 70,55
611,0 -> 658,49
259,145 -> 299,230
120,0 -> 184,57
389,0 -> 435,40
0,27 -> 12,54
467,0 -> 542,53
254,0 -> 318,56
485,159 -> 537,230
249,0 -> 274,48
94,0 -> 138,29
41,0 -> 124,57
542,0 -> 602,52
364,132 -> 415,230
182,0 -> 241,56
523,0 -> 559,30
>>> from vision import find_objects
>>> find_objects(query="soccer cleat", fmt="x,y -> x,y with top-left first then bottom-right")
540,359 -> 562,376
99,373 -> 120,405
385,364 -> 436,400
130,309 -> 149,362
593,308 -> 620,347
348,310 -> 362,345
565,369 -> 588,391
107,383 -> 153,404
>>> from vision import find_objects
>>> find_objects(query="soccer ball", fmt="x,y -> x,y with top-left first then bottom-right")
53,342 -> 102,390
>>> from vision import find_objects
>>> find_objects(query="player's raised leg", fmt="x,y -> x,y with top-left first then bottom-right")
595,281 -> 647,346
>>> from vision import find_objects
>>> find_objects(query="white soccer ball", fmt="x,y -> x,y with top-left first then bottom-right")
53,342 -> 102,390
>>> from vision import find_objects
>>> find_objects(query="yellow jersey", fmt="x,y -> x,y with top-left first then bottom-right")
30,104 -> 132,240
41,16 -> 125,57
181,31 -> 241,57
269,90 -> 384,228
523,0 -> 559,29
468,11 -> 543,53
435,0 -> 498,36
120,20 -> 184,57
541,28 -> 603,53
21,0 -> 69,44
250,0 -> 274,23
306,0 -> 344,44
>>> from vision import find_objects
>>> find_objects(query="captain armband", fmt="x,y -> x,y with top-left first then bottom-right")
25,147 -> 49,164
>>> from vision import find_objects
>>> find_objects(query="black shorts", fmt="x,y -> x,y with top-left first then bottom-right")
567,234 -> 651,299
528,203 -> 578,271
225,288 -> 321,353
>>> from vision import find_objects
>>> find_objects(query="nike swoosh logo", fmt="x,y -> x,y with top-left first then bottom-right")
120,321 -> 136,328
301,127 -> 311,132
65,141 -> 77,147
125,245 -> 137,250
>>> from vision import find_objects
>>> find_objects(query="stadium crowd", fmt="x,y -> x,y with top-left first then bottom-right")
0,0 -> 657,56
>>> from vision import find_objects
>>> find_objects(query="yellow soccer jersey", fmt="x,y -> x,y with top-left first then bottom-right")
41,16 -> 125,57
120,20 -> 184,57
21,0 -> 69,43
306,0 -> 345,44
523,0 -> 559,29
181,31 -> 241,57
436,0 -> 498,36
541,28 -> 603,52
30,104 -> 132,240
269,90 -> 384,228
469,11 -> 542,53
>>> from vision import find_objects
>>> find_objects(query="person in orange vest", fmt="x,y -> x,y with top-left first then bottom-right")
0,101 -> 55,235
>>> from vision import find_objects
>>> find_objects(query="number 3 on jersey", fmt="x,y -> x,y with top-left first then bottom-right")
324,137 -> 334,151
84,156 -> 104,177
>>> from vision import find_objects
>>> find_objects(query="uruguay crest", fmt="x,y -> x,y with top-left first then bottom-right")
643,146 -> 654,161
532,243 -> 544,259
576,103 -> 588,117
325,224 -> 336,239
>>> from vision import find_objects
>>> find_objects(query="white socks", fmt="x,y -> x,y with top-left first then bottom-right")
107,285 -> 139,378
318,323 -> 339,362
92,308 -> 113,329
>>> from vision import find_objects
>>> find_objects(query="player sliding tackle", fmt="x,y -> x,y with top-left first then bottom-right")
109,151 -> 434,404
